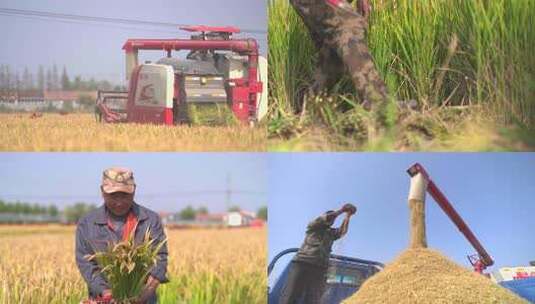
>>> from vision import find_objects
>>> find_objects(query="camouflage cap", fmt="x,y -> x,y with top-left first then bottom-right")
101,167 -> 136,194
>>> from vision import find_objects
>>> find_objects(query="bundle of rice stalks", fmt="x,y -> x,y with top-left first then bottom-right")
86,229 -> 166,304
343,248 -> 528,304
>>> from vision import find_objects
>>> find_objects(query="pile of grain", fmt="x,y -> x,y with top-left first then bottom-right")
343,248 -> 528,304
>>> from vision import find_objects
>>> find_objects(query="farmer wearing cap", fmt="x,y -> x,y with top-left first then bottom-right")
75,167 -> 168,304
291,0 -> 390,132
280,203 -> 357,304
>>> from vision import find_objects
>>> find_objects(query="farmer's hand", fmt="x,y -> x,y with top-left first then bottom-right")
342,203 -> 357,215
136,276 -> 160,304
100,289 -> 115,303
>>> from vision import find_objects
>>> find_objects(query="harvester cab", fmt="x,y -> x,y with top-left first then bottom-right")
268,248 -> 383,304
96,25 -> 267,125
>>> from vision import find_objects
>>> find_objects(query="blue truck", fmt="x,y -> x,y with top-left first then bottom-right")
268,248 -> 384,304
500,278 -> 535,303
269,248 -> 535,304
491,266 -> 535,303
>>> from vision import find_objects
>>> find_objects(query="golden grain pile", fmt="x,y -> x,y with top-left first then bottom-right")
0,113 -> 266,151
343,248 -> 528,304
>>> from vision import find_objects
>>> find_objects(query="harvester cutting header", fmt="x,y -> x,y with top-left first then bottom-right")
97,26 -> 267,125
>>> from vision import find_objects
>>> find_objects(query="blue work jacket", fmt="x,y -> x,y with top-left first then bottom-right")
75,202 -> 168,301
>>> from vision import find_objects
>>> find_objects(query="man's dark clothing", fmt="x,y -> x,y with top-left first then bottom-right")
293,214 -> 342,267
107,211 -> 126,240
279,261 -> 327,304
75,202 -> 168,303
280,215 -> 342,304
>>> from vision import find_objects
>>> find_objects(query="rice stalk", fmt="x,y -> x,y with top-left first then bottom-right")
86,229 -> 167,303
268,0 -> 535,148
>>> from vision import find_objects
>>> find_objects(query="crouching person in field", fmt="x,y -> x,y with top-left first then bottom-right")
75,167 -> 168,304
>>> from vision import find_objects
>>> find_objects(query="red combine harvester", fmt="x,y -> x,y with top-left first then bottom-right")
407,163 -> 494,273
96,26 -> 267,125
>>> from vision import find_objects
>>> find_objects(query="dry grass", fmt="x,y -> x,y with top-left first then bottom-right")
268,111 -> 535,151
0,113 -> 266,151
343,248 -> 528,304
0,225 -> 267,304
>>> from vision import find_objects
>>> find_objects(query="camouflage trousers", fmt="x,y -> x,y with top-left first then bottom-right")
290,0 -> 389,122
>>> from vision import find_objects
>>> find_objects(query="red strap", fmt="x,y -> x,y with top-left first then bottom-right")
107,210 -> 139,242
122,211 -> 138,241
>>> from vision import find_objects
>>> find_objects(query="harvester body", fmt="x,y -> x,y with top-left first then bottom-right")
97,26 -> 267,125
268,248 -> 383,304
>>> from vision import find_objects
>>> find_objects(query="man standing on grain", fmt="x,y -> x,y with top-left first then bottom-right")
290,0 -> 390,133
280,203 -> 357,304
75,167 -> 168,304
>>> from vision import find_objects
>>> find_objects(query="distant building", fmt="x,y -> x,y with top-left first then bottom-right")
224,211 -> 257,227
158,212 -> 174,225
161,210 -> 264,228
195,212 -> 226,224
0,90 -> 96,111
44,90 -> 97,102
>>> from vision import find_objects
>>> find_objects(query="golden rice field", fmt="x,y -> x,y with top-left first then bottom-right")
0,225 -> 267,304
0,113 -> 266,151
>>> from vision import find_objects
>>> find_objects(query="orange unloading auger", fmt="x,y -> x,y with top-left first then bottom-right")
407,163 -> 494,273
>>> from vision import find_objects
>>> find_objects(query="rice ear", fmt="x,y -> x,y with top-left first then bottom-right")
153,237 -> 168,257
88,227 -> 167,300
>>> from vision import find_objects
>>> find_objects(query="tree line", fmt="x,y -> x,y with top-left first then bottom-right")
0,199 -> 59,216
0,199 -> 96,223
0,199 -> 268,223
0,64 -> 123,93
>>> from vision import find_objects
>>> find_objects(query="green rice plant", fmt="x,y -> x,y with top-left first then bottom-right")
86,229 -> 167,303
268,0 -> 535,149
187,103 -> 239,126
268,0 -> 316,115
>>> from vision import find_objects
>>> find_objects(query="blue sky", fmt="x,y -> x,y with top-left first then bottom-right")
0,0 -> 267,84
0,153 -> 267,213
268,153 -> 535,279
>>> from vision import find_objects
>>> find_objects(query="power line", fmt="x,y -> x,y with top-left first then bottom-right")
0,12 -> 184,35
0,11 -> 267,42
0,7 -> 267,35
